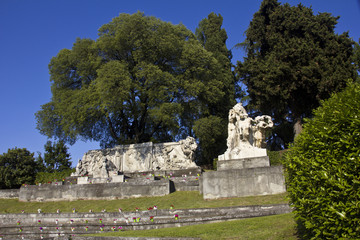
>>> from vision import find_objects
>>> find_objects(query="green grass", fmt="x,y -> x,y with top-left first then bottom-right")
0,191 -> 288,213
89,213 -> 298,240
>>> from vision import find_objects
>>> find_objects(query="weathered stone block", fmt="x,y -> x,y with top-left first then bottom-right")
201,166 -> 286,199
217,156 -> 270,170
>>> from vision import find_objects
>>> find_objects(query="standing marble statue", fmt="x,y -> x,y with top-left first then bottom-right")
219,103 -> 273,160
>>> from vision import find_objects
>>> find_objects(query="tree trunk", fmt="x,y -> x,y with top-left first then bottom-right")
293,118 -> 303,139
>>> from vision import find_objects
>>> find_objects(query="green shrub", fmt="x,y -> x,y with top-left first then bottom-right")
35,169 -> 74,184
283,82 -> 360,239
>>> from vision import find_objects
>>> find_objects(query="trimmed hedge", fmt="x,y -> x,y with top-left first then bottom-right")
284,82 -> 360,239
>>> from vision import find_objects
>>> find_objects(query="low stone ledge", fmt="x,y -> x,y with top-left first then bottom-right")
73,237 -> 201,240
19,180 -> 170,202
0,189 -> 19,199
0,204 -> 291,239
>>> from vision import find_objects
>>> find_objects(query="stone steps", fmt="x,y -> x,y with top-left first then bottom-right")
0,204 -> 291,240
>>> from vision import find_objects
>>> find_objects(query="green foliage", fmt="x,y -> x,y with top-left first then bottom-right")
42,140 -> 71,172
193,13 -> 236,165
193,116 -> 227,166
354,39 -> 360,73
35,169 -> 74,184
0,148 -> 38,189
284,82 -> 360,239
36,12 -> 235,155
267,150 -> 287,166
238,0 -> 358,148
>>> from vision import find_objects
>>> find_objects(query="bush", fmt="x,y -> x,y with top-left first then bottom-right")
268,150 -> 288,166
283,82 -> 360,239
35,169 -> 75,184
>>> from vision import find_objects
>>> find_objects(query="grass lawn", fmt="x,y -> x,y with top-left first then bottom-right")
0,191 -> 288,214
89,212 -> 298,240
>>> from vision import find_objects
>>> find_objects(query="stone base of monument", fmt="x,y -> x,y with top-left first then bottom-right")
201,166 -> 286,199
77,175 -> 125,184
217,156 -> 270,171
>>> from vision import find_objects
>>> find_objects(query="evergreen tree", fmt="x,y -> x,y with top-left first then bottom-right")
43,140 -> 71,172
194,13 -> 236,165
237,0 -> 358,149
0,148 -> 38,189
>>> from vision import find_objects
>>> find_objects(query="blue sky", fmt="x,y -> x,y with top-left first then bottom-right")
0,0 -> 359,167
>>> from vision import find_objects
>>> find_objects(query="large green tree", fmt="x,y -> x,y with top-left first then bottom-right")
36,12 -> 234,152
40,140 -> 71,173
194,12 -> 236,164
0,148 -> 38,189
237,0 -> 358,149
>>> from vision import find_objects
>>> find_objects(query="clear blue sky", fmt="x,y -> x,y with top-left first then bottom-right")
0,0 -> 359,167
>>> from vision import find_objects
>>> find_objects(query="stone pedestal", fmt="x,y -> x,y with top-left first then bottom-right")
217,156 -> 270,171
200,103 -> 286,200
201,166 -> 286,199
77,177 -> 89,185
111,175 -> 124,183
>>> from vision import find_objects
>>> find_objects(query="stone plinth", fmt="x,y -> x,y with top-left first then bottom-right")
77,177 -> 89,184
201,166 -> 286,199
217,156 -> 270,171
111,175 -> 124,183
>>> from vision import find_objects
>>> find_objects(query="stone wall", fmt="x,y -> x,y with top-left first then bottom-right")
0,189 -> 19,199
19,180 -> 170,202
201,166 -> 286,199
0,203 -> 292,239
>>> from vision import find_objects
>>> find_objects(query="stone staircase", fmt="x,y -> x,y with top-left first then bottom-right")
0,204 -> 291,240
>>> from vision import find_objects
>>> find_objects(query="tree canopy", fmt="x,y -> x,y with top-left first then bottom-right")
237,0 -> 358,149
0,148 -> 38,189
194,12 -> 236,164
36,12 -> 235,154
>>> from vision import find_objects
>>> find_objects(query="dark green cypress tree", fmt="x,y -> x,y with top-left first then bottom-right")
238,0 -> 357,149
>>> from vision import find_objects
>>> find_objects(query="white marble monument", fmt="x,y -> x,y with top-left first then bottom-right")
217,103 -> 273,170
73,137 -> 198,179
